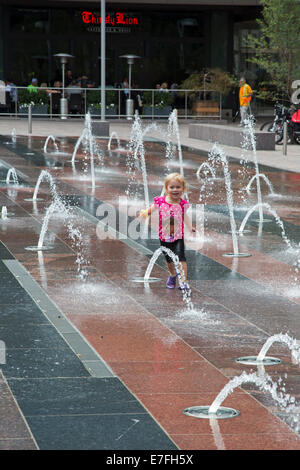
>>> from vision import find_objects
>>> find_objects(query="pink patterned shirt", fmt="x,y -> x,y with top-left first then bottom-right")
154,196 -> 189,242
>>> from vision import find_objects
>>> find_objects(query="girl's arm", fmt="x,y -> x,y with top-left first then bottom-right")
140,204 -> 156,218
184,212 -> 196,233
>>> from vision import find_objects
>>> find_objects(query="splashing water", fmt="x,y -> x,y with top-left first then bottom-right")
84,113 -> 95,189
243,117 -> 264,223
246,173 -> 274,196
71,113 -> 104,189
209,144 -> 239,255
108,131 -> 121,151
11,128 -> 17,143
238,202 -> 293,249
126,113 -> 150,207
144,246 -> 194,311
167,109 -> 184,177
72,127 -> 90,163
196,161 -> 216,180
36,200 -> 67,249
1,206 -> 7,220
34,199 -> 89,279
43,135 -> 59,154
6,168 -> 19,185
32,170 -> 60,202
67,221 -> 89,280
126,111 -> 185,202
257,333 -> 300,364
208,371 -> 298,418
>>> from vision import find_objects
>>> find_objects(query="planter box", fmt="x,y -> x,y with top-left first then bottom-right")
88,106 -> 117,117
192,100 -> 219,116
143,106 -> 172,117
18,105 -> 49,117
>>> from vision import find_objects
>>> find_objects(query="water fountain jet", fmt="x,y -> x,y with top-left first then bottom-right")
183,370 -> 299,420
43,135 -> 59,154
235,333 -> 300,366
126,113 -> 150,207
24,170 -> 59,202
196,161 -> 216,180
1,206 -> 7,220
5,168 -> 19,185
243,117 -> 264,225
108,132 -> 122,151
131,246 -> 194,311
25,202 -> 59,251
238,202 -> 293,249
209,144 -> 251,258
167,109 -> 184,177
246,173 -> 274,196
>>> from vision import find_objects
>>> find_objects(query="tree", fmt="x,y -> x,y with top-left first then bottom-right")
246,0 -> 300,101
180,68 -> 236,100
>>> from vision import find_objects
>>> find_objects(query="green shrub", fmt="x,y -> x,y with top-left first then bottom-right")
18,88 -> 49,106
87,89 -> 118,109
143,90 -> 173,108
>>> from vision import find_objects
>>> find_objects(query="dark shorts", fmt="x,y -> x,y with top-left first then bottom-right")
160,238 -> 186,263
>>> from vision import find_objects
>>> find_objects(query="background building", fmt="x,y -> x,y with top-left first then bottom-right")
0,0 -> 262,88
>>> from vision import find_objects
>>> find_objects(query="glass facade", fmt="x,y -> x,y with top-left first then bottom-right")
2,3 -> 260,89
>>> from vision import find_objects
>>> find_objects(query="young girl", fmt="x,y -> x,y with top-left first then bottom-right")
141,173 -> 195,289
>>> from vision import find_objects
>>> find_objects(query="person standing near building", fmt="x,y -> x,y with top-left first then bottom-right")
239,77 -> 252,126
5,79 -> 18,112
121,77 -> 129,115
28,78 -> 38,93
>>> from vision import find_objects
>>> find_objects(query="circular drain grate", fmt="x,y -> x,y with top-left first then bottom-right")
222,253 -> 252,258
235,356 -> 282,366
183,406 -> 240,419
252,218 -> 273,223
25,245 -> 54,252
24,198 -> 44,202
0,212 -> 15,217
229,230 -> 252,234
131,277 -> 161,283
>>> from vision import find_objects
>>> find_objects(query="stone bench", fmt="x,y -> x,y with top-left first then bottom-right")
91,120 -> 110,137
189,123 -> 275,150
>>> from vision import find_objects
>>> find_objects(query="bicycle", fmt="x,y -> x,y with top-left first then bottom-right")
259,101 -> 285,133
259,101 -> 300,144
273,105 -> 300,145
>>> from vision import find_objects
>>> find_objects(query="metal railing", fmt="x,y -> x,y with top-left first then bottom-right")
0,86 -> 223,120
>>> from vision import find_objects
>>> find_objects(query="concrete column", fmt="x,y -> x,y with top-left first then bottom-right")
210,11 -> 231,71
0,5 -> 4,80
210,11 -> 233,110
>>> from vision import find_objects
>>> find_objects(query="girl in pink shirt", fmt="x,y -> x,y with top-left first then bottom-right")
141,173 -> 195,289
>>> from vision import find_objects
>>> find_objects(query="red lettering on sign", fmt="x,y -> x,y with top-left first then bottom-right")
81,11 -> 92,24
81,11 -> 139,26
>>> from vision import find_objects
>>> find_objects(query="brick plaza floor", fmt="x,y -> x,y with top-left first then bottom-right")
0,117 -> 300,451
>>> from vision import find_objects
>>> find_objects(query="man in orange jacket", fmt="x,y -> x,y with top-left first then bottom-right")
239,77 -> 252,126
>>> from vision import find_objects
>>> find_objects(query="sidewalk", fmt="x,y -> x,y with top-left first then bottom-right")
1,116 -> 299,174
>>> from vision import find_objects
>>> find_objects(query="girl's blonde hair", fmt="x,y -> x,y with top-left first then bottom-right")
164,173 -> 186,193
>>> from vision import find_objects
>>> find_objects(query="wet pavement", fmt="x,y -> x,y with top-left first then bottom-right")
0,118 -> 300,451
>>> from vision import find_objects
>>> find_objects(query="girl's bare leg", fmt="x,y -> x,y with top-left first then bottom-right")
167,261 -> 176,277
167,261 -> 187,280
181,261 -> 188,281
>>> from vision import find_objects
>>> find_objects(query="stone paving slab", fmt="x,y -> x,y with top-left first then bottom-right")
0,116 -> 300,173
0,371 -> 38,450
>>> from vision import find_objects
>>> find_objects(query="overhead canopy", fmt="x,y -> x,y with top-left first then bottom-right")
0,0 -> 261,6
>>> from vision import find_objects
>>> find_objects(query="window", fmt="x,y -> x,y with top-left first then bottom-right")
10,8 -> 49,34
